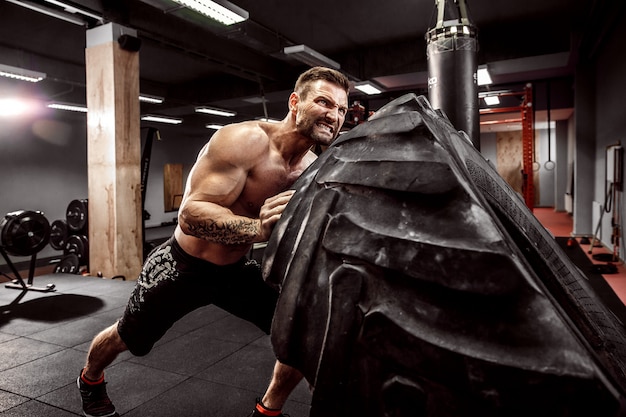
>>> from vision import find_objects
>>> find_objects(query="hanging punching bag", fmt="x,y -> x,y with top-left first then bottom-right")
426,0 -> 480,149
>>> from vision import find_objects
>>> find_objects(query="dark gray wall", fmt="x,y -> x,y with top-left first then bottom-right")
0,109 -> 208,266
593,11 -> 626,257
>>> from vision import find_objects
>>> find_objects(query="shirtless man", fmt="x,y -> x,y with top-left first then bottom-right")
77,66 -> 350,417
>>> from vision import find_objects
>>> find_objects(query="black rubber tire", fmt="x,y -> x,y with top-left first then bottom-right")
263,94 -> 626,417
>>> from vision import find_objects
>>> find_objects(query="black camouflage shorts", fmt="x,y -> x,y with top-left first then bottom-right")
117,236 -> 278,356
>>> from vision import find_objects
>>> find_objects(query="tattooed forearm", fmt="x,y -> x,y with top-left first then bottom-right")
186,218 -> 259,244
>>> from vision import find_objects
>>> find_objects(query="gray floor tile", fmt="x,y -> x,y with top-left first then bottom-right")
0,332 -> 18,344
0,348 -> 84,397
196,337 -> 276,392
0,336 -> 64,372
0,389 -> 29,413
0,398 -> 78,416
127,327 -> 246,376
169,304 -> 231,334
122,377 -> 257,417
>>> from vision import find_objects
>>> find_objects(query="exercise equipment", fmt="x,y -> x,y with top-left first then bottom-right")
141,127 -> 161,259
426,0 -> 479,149
53,253 -> 80,274
0,210 -> 55,292
49,219 -> 68,250
1,210 -> 50,256
50,199 -> 90,274
64,234 -> 89,265
66,199 -> 88,233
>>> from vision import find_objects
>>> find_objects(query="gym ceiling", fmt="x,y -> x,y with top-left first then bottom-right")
0,0 -> 612,136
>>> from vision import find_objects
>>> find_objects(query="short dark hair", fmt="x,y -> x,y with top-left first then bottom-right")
294,66 -> 350,100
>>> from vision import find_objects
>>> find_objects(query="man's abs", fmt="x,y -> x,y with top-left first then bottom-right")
174,226 -> 252,265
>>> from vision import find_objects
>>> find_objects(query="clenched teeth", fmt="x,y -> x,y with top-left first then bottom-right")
317,123 -> 333,134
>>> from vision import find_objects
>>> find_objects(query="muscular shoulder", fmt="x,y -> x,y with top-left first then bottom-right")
204,121 -> 270,167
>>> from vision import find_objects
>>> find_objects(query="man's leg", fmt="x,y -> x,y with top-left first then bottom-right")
252,361 -> 303,416
78,321 -> 127,417
83,321 -> 128,380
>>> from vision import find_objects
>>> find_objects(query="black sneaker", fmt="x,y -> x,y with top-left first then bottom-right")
77,373 -> 118,417
248,398 -> 289,417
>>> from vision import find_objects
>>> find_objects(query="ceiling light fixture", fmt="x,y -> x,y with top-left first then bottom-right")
354,81 -> 383,95
170,0 -> 249,25
195,106 -> 236,117
477,65 -> 493,86
48,102 -> 88,112
283,44 -> 340,70
6,0 -> 87,25
141,114 -> 183,124
43,0 -> 104,22
139,94 -> 164,104
483,96 -> 500,106
0,63 -> 46,83
206,124 -> 224,130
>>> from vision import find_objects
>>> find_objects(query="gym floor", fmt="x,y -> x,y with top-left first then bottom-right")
0,208 -> 625,416
0,274 -> 312,416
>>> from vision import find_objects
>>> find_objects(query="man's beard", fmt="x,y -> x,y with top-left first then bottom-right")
298,116 -> 337,146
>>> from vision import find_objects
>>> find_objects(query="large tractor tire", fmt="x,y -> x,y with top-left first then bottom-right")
263,94 -> 626,417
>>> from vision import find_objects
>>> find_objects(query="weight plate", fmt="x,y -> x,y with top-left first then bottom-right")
0,210 -> 51,256
50,219 -> 68,251
54,253 -> 79,274
66,199 -> 88,232
64,234 -> 89,265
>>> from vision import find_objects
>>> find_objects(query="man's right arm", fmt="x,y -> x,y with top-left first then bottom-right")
177,129 -> 261,245
177,124 -> 292,245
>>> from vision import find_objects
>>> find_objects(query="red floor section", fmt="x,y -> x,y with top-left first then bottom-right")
534,207 -> 626,305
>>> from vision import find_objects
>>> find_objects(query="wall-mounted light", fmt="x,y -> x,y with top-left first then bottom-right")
354,81 -> 383,95
141,114 -> 183,124
195,106 -> 236,117
477,65 -> 493,86
0,98 -> 30,116
170,0 -> 249,25
0,63 -> 46,83
48,102 -> 88,112
283,44 -> 340,70
139,94 -> 164,104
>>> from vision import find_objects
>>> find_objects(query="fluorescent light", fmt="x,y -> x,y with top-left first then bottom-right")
195,106 -> 236,117
141,114 -> 183,124
5,0 -> 87,25
477,66 -> 493,86
354,81 -> 382,95
206,124 -> 224,130
47,102 -> 88,112
0,63 -> 46,83
283,44 -> 340,70
483,96 -> 500,106
170,0 -> 249,25
43,0 -> 104,22
139,94 -> 164,104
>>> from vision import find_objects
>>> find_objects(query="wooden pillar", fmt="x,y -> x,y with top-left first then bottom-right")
85,23 -> 143,280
